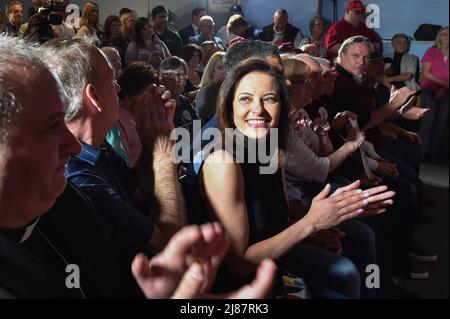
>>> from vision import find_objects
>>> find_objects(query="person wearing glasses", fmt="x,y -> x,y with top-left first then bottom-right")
298,16 -> 328,58
159,56 -> 200,145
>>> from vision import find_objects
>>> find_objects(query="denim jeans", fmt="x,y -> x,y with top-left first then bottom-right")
419,89 -> 449,157
279,243 -> 361,299
381,137 -> 421,176
279,219 -> 378,299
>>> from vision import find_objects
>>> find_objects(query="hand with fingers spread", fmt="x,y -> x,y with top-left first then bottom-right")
311,117 -> 331,136
389,86 -> 416,110
400,106 -> 430,120
331,111 -> 358,131
300,43 -> 319,57
131,223 -> 278,299
303,180 -> 395,232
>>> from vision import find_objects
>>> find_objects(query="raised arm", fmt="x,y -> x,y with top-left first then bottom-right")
133,85 -> 186,248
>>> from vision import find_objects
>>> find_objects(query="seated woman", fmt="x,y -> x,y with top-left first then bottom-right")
189,58 -> 395,298
101,15 -> 128,67
181,44 -> 204,102
76,2 -> 102,43
384,33 -> 420,90
226,14 -> 262,46
283,57 -> 383,299
297,16 -> 327,58
125,17 -> 170,68
120,11 -> 136,43
283,57 -> 366,197
195,51 -> 226,123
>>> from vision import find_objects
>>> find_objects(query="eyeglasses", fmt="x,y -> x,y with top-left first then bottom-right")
161,72 -> 187,80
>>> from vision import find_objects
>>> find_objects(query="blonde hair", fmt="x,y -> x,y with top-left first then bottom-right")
282,56 -> 310,82
227,14 -> 247,34
79,2 -> 99,33
435,26 -> 449,49
199,51 -> 225,87
120,11 -> 137,37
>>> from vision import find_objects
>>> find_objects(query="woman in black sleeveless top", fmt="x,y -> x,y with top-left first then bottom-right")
197,59 -> 395,298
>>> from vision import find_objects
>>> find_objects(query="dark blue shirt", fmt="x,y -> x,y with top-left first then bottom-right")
66,141 -> 154,243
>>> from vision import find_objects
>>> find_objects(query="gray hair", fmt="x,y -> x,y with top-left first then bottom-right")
101,46 -> 120,58
337,35 -> 374,63
199,15 -> 215,26
0,35 -> 47,141
391,33 -> 410,44
159,56 -> 188,74
40,37 -> 97,122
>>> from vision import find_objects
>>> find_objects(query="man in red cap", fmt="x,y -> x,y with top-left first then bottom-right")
325,0 -> 382,62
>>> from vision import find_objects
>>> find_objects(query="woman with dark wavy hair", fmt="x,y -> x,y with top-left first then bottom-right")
125,17 -> 170,68
190,58 -> 394,298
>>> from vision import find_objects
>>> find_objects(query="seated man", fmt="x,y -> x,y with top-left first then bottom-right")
260,8 -> 304,48
41,37 -> 185,249
178,7 -> 207,45
0,34 -> 277,299
151,5 -> 183,57
331,35 -> 433,287
325,0 -> 382,62
189,15 -> 224,51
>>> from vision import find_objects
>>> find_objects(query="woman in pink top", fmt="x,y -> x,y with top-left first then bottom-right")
419,26 -> 449,158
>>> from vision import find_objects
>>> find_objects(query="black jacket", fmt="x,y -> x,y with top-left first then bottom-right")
0,183 -> 155,299
260,23 -> 300,44
179,25 -> 196,45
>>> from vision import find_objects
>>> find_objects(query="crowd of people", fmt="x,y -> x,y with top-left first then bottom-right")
0,0 -> 448,299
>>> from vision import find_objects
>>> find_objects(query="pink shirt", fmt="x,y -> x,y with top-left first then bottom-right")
117,108 -> 142,165
421,47 -> 449,92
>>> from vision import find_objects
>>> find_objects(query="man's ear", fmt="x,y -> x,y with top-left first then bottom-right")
83,83 -> 102,113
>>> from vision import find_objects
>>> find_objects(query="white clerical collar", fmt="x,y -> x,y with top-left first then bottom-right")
20,217 -> 40,243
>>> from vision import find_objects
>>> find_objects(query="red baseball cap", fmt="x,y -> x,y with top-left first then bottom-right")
346,0 -> 366,12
